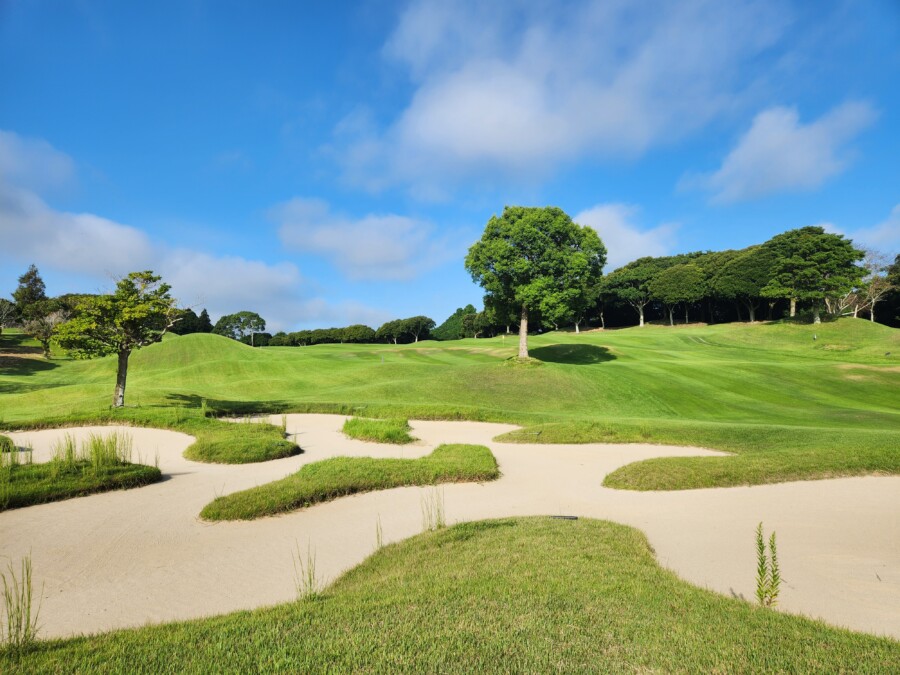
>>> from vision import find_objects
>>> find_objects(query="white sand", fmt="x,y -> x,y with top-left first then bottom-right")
1,414 -> 897,640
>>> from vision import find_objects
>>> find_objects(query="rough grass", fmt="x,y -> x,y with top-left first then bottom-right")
201,444 -> 498,521
342,417 -> 415,444
0,434 -> 14,453
182,421 -> 300,464
3,518 -> 897,673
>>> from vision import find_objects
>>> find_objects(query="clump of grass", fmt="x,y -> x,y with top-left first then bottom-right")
375,514 -> 384,551
1,554 -> 42,653
421,487 -> 446,532
2,432 -> 161,511
0,435 -> 14,454
342,417 -> 415,444
202,444 -> 498,521
292,542 -> 322,601
184,421 -> 301,464
756,522 -> 781,608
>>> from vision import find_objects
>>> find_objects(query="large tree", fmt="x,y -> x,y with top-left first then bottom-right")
710,246 -> 776,322
213,311 -> 266,343
465,206 -> 606,358
55,271 -> 180,407
12,264 -> 48,321
857,250 -> 894,323
648,263 -> 706,325
603,257 -> 662,327
402,316 -> 436,343
23,304 -> 68,358
761,226 -> 864,323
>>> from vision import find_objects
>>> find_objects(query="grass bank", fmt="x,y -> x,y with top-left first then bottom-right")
342,417 -> 415,444
3,518 -> 896,672
201,443 -> 498,520
0,432 -> 161,510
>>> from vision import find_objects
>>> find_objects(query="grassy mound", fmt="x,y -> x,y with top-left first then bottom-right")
182,421 -> 300,464
4,518 -> 897,672
201,444 -> 498,521
0,432 -> 161,510
342,417 -> 415,444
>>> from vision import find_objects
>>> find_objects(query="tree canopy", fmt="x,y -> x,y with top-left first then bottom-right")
213,311 -> 267,342
12,264 -> 48,321
465,206 -> 606,357
55,271 -> 179,407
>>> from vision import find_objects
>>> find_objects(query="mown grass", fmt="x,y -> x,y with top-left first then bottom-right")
201,444 -> 498,521
3,518 -> 897,673
0,432 -> 161,510
1,320 -> 898,487
342,417 -> 415,444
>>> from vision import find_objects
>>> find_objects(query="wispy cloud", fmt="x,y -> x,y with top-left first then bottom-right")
818,205 -> 900,253
333,0 -> 790,197
574,203 -> 679,271
684,101 -> 877,203
272,197 -> 457,280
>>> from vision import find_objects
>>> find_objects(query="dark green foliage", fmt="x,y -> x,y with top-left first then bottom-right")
433,305 -> 477,340
710,247 -> 777,322
5,519 -> 897,672
12,264 -> 47,321
272,325 -> 377,346
201,443 -> 499,520
212,311 -> 266,341
648,263 -> 707,325
197,309 -> 213,333
0,435 -> 14,453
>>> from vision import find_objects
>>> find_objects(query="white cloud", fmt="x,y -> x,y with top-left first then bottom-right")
272,197 -> 455,280
0,132 -> 389,332
574,203 -> 679,270
817,206 -> 900,253
688,101 -> 877,203
0,130 -> 76,193
336,0 -> 790,195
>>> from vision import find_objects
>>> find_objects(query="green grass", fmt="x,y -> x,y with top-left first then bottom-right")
0,435 -> 13,453
182,419 -> 300,464
3,518 -> 896,673
1,320 -> 898,487
342,416 -> 415,444
201,444 -> 498,521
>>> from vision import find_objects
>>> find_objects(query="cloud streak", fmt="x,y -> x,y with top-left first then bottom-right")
574,204 -> 679,271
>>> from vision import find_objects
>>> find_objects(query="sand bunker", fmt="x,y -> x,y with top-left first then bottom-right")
1,415 -> 898,640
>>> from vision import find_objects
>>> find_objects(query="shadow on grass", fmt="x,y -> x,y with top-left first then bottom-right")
164,393 -> 292,415
531,344 -> 616,365
0,354 -> 60,377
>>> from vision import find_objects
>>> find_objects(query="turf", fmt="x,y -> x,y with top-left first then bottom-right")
3,518 -> 896,673
1,320 -> 898,488
0,460 -> 161,511
342,416 -> 415,444
201,443 -> 498,520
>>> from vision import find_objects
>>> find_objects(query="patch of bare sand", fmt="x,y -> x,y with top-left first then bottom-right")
0,415 -> 897,642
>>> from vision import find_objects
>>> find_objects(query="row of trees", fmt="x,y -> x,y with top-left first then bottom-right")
268,316 -> 436,347
602,227 -> 895,328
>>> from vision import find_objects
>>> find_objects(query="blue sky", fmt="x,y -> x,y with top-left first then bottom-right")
1,0 -> 898,331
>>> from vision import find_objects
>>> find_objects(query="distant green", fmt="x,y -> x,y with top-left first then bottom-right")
1,319 -> 898,489
201,443 -> 498,520
4,518 -> 897,673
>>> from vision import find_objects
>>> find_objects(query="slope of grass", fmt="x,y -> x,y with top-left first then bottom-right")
342,417 -> 415,444
1,320 -> 898,488
201,444 -> 498,521
4,518 -> 897,673
0,461 -> 161,511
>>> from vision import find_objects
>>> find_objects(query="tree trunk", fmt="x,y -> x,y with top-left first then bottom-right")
574,320 -> 580,334
668,307 -> 674,326
684,305 -> 689,324
768,301 -> 775,321
414,335 -> 418,343
790,298 -> 797,317
600,311 -> 606,329
638,306 -> 645,327
748,304 -> 756,322
813,308 -> 821,324
518,305 -> 529,359
735,302 -> 742,322
505,325 -> 510,334
870,307 -> 875,322
113,349 -> 130,408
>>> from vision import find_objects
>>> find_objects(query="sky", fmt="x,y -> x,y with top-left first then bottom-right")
1,0 -> 899,331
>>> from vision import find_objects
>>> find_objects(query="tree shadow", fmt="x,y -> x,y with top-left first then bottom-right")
0,355 -> 60,377
164,393 -> 292,415
531,344 -> 616,365
0,332 -> 43,355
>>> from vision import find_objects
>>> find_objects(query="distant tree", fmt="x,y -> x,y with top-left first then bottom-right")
883,254 -> 900,327
602,258 -> 661,327
375,319 -> 405,345
170,309 -> 200,335
213,311 -> 267,343
761,226 -> 864,323
649,263 -> 706,325
55,271 -> 180,408
710,246 -> 776,322
23,302 -> 68,358
857,250 -> 894,323
342,324 -> 377,343
197,308 -> 213,333
465,206 -> 606,358
12,264 -> 48,321
433,305 -> 477,341
402,316 -> 436,343
0,299 -> 15,335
